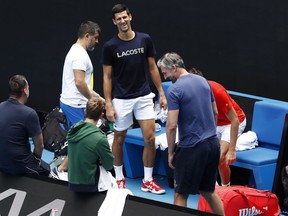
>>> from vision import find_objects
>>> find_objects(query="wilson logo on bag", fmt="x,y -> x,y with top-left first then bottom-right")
238,206 -> 267,216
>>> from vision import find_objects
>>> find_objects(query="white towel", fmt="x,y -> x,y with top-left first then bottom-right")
155,128 -> 179,151
236,131 -> 258,151
155,133 -> 168,150
98,188 -> 133,216
98,166 -> 117,192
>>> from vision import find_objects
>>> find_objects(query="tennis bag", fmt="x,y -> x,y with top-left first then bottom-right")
198,185 -> 280,216
42,107 -> 68,152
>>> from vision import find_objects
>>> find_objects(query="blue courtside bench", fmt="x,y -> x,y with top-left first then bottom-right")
230,99 -> 288,190
123,81 -> 288,191
227,90 -> 288,190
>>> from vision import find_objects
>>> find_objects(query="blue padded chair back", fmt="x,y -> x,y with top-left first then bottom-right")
251,101 -> 288,148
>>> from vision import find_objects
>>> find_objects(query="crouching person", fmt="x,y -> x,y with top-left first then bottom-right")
68,96 -> 115,192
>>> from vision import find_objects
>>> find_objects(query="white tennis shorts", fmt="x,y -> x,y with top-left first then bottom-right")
112,92 -> 155,131
216,118 -> 247,143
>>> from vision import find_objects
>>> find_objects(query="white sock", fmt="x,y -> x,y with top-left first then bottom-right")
114,165 -> 124,180
144,167 -> 153,182
222,182 -> 230,186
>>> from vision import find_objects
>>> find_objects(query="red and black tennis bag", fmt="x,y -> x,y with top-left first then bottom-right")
198,185 -> 280,216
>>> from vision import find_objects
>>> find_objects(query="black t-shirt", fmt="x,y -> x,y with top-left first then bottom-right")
102,32 -> 156,99
0,98 -> 41,174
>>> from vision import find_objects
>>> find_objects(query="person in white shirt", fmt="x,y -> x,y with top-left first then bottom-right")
58,21 -> 102,172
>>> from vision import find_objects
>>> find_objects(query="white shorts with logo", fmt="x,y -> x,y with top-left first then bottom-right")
112,93 -> 155,131
216,118 -> 247,143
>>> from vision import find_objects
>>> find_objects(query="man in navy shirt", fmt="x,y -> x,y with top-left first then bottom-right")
102,3 -> 167,194
0,75 -> 50,176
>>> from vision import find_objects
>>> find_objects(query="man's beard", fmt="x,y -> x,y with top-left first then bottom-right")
87,45 -> 95,51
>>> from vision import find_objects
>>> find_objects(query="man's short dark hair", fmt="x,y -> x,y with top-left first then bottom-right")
9,75 -> 28,98
189,68 -> 204,77
112,4 -> 131,19
78,21 -> 101,38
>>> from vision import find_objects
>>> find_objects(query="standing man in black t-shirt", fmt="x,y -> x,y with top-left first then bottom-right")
102,3 -> 167,194
0,75 -> 50,176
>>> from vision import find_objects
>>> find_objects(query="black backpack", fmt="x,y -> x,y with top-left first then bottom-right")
42,107 -> 68,152
97,118 -> 113,135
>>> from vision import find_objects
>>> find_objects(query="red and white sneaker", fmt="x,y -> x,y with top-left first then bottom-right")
141,178 -> 166,194
116,178 -> 126,189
